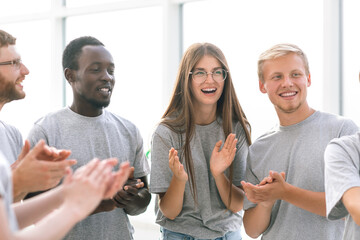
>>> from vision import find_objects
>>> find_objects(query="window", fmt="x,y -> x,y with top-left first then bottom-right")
343,0 -> 360,125
183,0 -> 324,139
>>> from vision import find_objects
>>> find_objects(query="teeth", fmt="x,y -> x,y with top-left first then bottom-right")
100,88 -> 110,92
202,88 -> 216,92
281,92 -> 296,97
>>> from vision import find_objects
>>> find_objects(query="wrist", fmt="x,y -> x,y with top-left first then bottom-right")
12,169 -> 26,199
280,182 -> 291,201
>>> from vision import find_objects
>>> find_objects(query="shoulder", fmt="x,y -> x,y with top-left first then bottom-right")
317,111 -> 356,125
105,111 -> 139,132
0,120 -> 21,136
328,132 -> 360,151
34,107 -> 69,126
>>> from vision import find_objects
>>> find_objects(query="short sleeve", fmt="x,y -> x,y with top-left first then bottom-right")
149,124 -> 175,194
244,151 -> 260,210
232,122 -> 249,186
132,126 -> 150,178
325,136 -> 360,220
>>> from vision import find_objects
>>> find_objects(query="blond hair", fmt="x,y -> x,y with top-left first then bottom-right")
258,43 -> 310,82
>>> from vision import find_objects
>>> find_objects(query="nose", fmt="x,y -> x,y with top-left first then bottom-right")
204,72 -> 215,83
102,70 -> 113,82
20,63 -> 30,75
281,75 -> 293,87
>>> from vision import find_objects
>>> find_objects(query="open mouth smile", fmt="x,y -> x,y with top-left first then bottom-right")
201,87 -> 217,94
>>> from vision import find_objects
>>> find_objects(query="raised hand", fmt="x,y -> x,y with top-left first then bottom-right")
12,140 -> 76,201
210,133 -> 237,178
168,147 -> 188,182
103,161 -> 131,199
62,159 -> 113,220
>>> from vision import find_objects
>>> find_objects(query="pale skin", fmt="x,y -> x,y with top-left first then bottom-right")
342,187 -> 360,226
0,158 -> 131,240
243,53 -> 326,238
11,140 -> 76,202
157,55 -> 245,219
0,44 -> 78,202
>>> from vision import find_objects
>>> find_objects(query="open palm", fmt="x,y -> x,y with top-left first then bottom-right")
169,148 -> 188,182
210,133 -> 237,178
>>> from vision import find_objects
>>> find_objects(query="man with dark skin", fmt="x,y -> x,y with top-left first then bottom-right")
27,36 -> 151,239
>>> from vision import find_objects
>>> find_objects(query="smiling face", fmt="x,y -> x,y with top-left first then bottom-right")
68,45 -> 115,116
0,45 -> 29,106
190,55 -> 225,113
259,52 -> 311,115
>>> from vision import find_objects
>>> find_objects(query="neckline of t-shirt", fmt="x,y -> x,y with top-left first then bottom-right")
278,110 -> 319,131
65,106 -> 106,121
195,118 -> 221,129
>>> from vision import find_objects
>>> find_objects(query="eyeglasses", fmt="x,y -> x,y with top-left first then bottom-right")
0,59 -> 22,69
189,68 -> 228,83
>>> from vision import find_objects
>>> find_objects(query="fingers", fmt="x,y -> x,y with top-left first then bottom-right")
128,167 -> 135,179
53,149 -> 72,161
212,140 -> 223,153
63,167 -> 73,185
18,140 -> 31,161
224,133 -> 235,149
270,171 -> 284,183
168,148 -> 178,170
28,140 -> 46,159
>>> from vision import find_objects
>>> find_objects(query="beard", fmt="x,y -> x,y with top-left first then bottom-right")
0,74 -> 25,103
88,98 -> 111,109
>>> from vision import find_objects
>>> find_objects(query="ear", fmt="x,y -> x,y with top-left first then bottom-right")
64,68 -> 75,84
307,73 -> 311,87
259,80 -> 267,93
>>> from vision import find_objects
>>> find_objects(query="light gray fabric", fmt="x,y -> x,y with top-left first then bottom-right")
0,120 -> 23,164
0,151 -> 19,232
325,132 -> 360,240
27,107 -> 150,240
150,118 -> 249,239
244,111 -> 359,240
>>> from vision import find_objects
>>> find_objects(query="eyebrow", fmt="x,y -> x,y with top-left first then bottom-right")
89,62 -> 115,67
193,66 -> 222,71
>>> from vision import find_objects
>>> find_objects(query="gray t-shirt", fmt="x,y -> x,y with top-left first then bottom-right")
27,107 -> 150,240
0,151 -> 19,232
150,118 -> 249,239
244,111 -> 359,240
0,120 -> 23,164
325,132 -> 360,240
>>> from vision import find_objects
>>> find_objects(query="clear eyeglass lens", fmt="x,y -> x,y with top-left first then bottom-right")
192,69 -> 226,82
14,59 -> 22,69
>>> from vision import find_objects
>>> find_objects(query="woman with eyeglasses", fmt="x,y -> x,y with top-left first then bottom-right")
150,42 -> 251,240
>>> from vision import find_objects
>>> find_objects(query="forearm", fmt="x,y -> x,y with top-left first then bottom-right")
213,173 -> 244,213
13,187 -> 64,229
282,183 -> 326,216
14,204 -> 82,240
91,199 -> 116,215
12,171 -> 28,202
159,176 -> 186,220
342,186 -> 360,226
124,188 -> 151,216
243,204 -> 273,238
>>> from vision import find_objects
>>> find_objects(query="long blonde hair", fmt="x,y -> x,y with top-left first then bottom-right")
161,43 -> 251,206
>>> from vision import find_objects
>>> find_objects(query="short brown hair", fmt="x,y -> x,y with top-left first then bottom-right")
0,30 -> 16,48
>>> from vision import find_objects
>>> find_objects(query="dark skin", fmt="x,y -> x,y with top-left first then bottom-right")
92,168 -> 151,215
65,45 -> 151,215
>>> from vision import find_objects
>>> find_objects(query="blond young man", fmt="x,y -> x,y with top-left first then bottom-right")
241,43 -> 358,239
